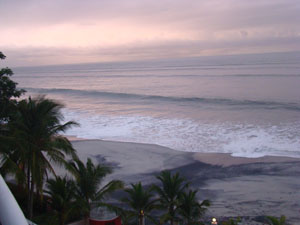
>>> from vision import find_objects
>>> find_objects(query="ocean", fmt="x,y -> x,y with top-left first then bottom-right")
12,51 -> 300,158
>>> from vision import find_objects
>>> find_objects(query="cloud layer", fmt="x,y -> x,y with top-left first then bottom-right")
1,0 -> 300,66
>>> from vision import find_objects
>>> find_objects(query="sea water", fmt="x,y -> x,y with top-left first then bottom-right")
12,51 -> 300,158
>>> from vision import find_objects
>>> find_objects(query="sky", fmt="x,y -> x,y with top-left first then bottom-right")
1,0 -> 300,66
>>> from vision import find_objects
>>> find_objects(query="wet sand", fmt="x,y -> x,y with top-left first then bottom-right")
70,139 -> 300,224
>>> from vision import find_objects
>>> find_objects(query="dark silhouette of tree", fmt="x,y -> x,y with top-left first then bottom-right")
121,182 -> 158,225
69,158 -> 124,225
0,51 -> 5,59
2,96 -> 78,219
0,51 -> 25,122
45,176 -> 77,225
178,189 -> 210,225
152,170 -> 189,225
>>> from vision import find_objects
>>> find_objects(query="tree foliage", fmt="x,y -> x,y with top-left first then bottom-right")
178,190 -> 210,225
266,215 -> 286,225
0,51 -> 25,121
152,170 -> 190,225
45,177 -> 77,225
121,182 -> 158,225
69,158 -> 124,222
0,51 -> 6,59
1,96 -> 78,219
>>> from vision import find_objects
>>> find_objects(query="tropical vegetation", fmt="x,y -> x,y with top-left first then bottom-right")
178,190 -> 210,225
0,51 -> 25,122
45,177 -> 77,225
152,170 -> 190,225
69,158 -> 124,224
2,96 -> 78,219
265,215 -> 286,225
121,182 -> 158,225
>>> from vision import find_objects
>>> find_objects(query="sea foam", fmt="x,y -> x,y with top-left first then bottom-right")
63,109 -> 300,158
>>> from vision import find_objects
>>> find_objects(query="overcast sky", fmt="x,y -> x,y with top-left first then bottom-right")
1,0 -> 300,66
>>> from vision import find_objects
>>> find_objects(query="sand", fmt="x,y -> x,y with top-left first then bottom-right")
70,139 -> 300,224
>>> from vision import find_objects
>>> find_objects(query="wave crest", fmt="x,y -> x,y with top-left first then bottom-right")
24,87 -> 300,111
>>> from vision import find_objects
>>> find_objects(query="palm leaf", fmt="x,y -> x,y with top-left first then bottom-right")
95,180 -> 124,201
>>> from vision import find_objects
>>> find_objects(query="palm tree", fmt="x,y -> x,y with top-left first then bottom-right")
2,96 -> 78,219
45,176 -> 76,225
69,158 -> 124,224
178,190 -> 210,225
121,182 -> 158,225
265,215 -> 286,225
152,170 -> 190,225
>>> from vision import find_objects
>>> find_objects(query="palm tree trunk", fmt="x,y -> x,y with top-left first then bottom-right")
84,206 -> 90,225
27,164 -> 30,193
26,156 -> 35,220
59,210 -> 65,225
139,214 -> 145,225
26,163 -> 31,217
28,174 -> 34,219
169,205 -> 174,225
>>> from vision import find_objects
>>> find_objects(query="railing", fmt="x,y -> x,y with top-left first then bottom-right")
0,175 -> 29,225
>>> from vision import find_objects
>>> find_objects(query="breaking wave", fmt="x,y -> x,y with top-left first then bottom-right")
25,87 -> 300,111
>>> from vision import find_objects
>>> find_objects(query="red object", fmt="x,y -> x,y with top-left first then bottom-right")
89,216 -> 122,225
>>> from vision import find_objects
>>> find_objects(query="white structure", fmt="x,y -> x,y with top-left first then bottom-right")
0,175 -> 29,225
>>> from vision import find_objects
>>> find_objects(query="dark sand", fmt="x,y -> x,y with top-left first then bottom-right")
71,139 -> 300,224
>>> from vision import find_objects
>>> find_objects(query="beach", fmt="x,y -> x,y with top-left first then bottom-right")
71,139 -> 300,224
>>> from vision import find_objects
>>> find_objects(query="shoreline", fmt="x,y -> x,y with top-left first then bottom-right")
66,135 -> 300,163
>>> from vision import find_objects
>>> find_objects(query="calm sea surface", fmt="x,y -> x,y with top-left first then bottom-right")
12,52 -> 300,158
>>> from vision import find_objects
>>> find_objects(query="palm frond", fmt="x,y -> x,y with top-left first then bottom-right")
96,180 -> 124,201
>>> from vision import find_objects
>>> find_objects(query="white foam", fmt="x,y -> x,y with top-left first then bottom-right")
62,109 -> 300,158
